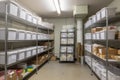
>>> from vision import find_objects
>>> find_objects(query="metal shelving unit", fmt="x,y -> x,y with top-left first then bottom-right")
59,29 -> 75,62
84,9 -> 120,80
0,0 -> 54,80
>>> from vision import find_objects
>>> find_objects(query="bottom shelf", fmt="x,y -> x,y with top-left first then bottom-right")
22,59 -> 49,80
85,56 -> 120,80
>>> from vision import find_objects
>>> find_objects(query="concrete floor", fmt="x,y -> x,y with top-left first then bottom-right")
29,61 -> 98,80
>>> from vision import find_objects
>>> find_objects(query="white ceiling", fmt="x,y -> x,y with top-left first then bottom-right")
17,0 -> 113,18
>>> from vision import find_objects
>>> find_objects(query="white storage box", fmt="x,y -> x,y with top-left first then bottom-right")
67,54 -> 74,61
0,28 -> 17,40
31,32 -> 37,40
25,31 -> 32,40
85,33 -> 91,39
68,39 -> 74,44
0,50 -> 17,65
67,46 -> 73,53
99,30 -> 116,40
61,33 -> 67,37
38,33 -> 42,40
61,29 -> 67,32
60,54 -> 66,61
92,33 -> 96,39
68,29 -> 74,32
61,46 -> 67,53
96,11 -> 101,21
32,17 -> 38,24
100,7 -> 116,19
91,15 -> 97,23
26,14 -> 33,22
19,9 -> 26,20
68,33 -> 74,37
61,39 -> 67,44
31,47 -> 37,56
26,48 -> 32,58
17,30 -> 25,40
96,32 -> 100,39
9,3 -> 18,16
17,49 -> 26,60
37,46 -> 42,53
0,1 -> 18,16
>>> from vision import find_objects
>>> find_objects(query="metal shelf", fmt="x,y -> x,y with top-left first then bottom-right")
0,47 -> 54,68
0,39 -> 54,42
92,40 -> 120,49
0,14 -> 53,31
23,58 -> 49,80
85,13 -> 120,29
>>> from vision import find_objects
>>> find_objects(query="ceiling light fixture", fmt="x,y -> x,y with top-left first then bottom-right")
53,0 -> 61,15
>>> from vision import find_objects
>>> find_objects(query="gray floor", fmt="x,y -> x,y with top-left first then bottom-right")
29,61 -> 98,80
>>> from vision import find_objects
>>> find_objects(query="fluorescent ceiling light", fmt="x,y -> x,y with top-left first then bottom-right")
53,0 -> 61,14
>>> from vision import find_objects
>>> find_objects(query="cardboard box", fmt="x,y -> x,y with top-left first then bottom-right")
91,27 -> 103,33
50,55 -> 56,61
118,50 -> 120,55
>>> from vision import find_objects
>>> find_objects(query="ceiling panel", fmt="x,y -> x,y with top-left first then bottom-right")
17,0 -> 113,18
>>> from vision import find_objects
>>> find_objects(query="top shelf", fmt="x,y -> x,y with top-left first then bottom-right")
0,1 -> 54,31
85,13 -> 120,29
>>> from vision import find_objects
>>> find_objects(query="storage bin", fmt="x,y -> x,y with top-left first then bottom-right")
31,32 -> 37,40
17,30 -> 25,40
26,14 -> 33,22
17,49 -> 26,60
68,33 -> 74,37
37,46 -> 42,53
0,50 -> 17,65
61,29 -> 67,32
67,54 -> 74,61
68,39 -> 74,44
32,17 -> 38,24
96,11 -> 101,21
68,29 -> 74,32
0,1 -> 18,16
19,9 -> 26,20
9,3 -> 18,16
60,54 -> 66,61
26,48 -> 32,58
61,46 -> 67,53
67,46 -> 73,53
0,28 -> 17,40
100,7 -> 116,19
91,15 -> 97,23
96,32 -> 100,39
38,33 -> 42,40
61,33 -> 67,37
61,39 -> 67,44
25,31 -> 32,40
92,33 -> 96,39
99,30 -> 116,40
31,47 -> 37,56
85,33 -> 91,39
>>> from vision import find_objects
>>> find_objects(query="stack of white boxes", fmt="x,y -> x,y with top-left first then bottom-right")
85,7 -> 116,29
85,56 -> 120,80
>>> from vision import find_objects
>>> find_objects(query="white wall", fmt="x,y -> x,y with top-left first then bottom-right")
108,0 -> 120,12
44,18 -> 75,58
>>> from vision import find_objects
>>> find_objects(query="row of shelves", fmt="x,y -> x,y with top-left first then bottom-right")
0,28 -> 53,41
85,7 -> 120,29
0,0 -> 53,30
85,56 -> 120,79
59,28 -> 75,62
0,47 -> 54,67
